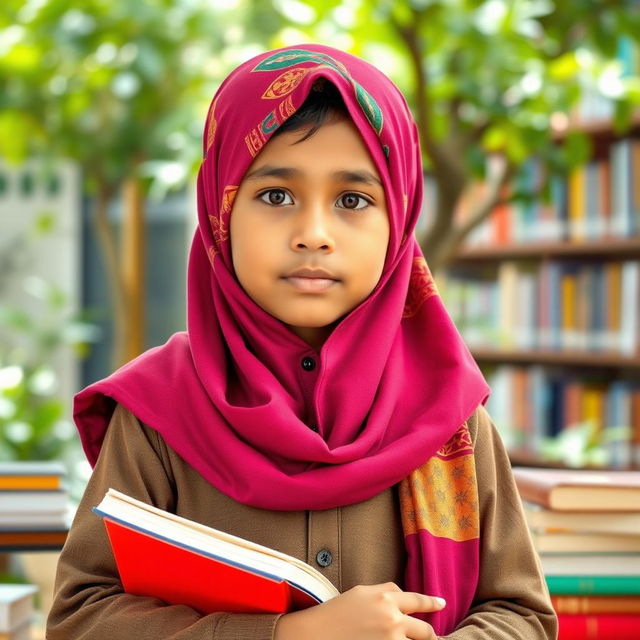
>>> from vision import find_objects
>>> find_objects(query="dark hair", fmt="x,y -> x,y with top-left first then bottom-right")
272,78 -> 350,142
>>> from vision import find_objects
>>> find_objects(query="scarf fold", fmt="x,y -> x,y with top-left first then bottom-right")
73,44 -> 490,635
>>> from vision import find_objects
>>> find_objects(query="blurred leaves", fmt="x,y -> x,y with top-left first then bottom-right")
266,0 -> 640,269
2,0 -> 639,187
0,217 -> 100,462
540,421 -> 632,468
0,0 -> 281,194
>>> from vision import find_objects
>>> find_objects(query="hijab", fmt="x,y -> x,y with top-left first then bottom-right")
74,44 -> 491,634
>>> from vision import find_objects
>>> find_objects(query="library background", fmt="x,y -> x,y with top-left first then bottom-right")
0,2 -> 639,639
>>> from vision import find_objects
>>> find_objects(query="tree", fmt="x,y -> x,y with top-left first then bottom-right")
0,0 -> 279,367
269,0 -> 640,271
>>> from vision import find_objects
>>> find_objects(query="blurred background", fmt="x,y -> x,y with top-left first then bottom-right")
0,0 -> 639,636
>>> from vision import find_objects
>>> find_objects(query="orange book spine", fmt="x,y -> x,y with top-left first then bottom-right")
492,199 -> 510,245
552,595 -> 640,615
0,476 -> 61,490
563,382 -> 582,429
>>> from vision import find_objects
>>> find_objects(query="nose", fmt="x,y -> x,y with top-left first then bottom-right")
290,201 -> 335,253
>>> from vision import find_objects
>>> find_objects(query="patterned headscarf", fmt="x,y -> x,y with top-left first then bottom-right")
74,44 -> 491,634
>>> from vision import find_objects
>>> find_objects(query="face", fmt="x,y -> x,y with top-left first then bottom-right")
230,116 -> 390,350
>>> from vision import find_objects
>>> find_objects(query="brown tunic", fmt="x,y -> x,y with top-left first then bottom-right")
46,403 -> 557,639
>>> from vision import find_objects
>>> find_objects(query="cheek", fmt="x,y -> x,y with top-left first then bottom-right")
230,211 -> 256,266
368,219 -> 390,272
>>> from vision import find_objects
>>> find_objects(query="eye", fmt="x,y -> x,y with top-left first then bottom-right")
258,189 -> 293,206
337,193 -> 371,211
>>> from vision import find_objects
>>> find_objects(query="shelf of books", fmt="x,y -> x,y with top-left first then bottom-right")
441,129 -> 640,471
438,36 -> 640,636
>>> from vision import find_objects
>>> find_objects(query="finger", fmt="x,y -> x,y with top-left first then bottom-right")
393,592 -> 446,614
404,615 -> 438,640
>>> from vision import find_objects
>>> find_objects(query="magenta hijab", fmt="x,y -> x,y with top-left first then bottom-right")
75,44 -> 491,632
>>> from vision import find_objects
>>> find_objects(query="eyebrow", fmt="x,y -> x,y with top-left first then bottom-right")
244,165 -> 382,187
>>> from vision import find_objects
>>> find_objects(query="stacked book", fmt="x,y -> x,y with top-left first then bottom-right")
0,462 -> 70,551
0,584 -> 38,640
514,466 -> 640,640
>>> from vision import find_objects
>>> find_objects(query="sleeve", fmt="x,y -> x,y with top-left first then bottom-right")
441,405 -> 558,640
46,403 -> 281,640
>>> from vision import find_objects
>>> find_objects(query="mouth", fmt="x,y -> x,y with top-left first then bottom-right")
282,276 -> 338,293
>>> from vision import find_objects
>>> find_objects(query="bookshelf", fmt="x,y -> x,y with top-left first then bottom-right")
442,116 -> 640,470
455,237 -> 640,261
469,349 -> 640,370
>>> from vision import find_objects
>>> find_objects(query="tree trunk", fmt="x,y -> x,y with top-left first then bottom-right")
93,184 -> 129,370
121,174 -> 145,362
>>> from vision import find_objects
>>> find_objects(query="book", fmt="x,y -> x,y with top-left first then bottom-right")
532,531 -> 640,553
512,467 -> 640,511
545,575 -> 640,595
0,509 -> 71,530
551,595 -> 640,614
524,503 -> 640,536
539,552 -> 640,577
0,585 -> 37,633
0,461 -> 66,491
94,488 -> 339,614
0,530 -> 68,550
557,613 -> 640,640
0,490 -> 68,514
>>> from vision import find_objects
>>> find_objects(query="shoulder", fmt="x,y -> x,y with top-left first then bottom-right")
104,402 -> 167,458
466,403 -> 495,447
109,402 -> 140,428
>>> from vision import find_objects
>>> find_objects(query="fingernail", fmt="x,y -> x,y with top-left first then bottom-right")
435,597 -> 446,608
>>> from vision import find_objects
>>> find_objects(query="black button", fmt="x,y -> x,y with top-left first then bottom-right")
316,549 -> 333,567
301,357 -> 316,371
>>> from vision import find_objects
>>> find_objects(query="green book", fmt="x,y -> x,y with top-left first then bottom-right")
546,575 -> 640,595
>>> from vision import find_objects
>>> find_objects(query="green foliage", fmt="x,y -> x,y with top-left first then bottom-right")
6,1 -> 637,200
540,422 -> 632,468
0,285 -> 98,462
271,0 -> 640,181
0,219 -> 99,462
0,0 -> 281,194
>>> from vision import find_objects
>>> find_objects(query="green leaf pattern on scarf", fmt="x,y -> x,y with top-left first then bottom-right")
253,49 -> 384,138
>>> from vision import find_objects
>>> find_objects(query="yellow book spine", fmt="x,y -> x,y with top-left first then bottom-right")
568,167 -> 585,241
560,273 -> 577,348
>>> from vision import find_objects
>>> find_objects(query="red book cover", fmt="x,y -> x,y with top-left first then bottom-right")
94,489 -> 339,615
558,614 -> 640,639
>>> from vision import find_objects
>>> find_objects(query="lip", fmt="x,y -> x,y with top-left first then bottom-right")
285,267 -> 339,280
282,267 -> 340,293
285,276 -> 337,293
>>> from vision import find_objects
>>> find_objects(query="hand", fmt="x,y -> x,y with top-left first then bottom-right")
274,582 -> 444,640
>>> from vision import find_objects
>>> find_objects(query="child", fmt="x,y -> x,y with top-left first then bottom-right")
47,44 -> 557,639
